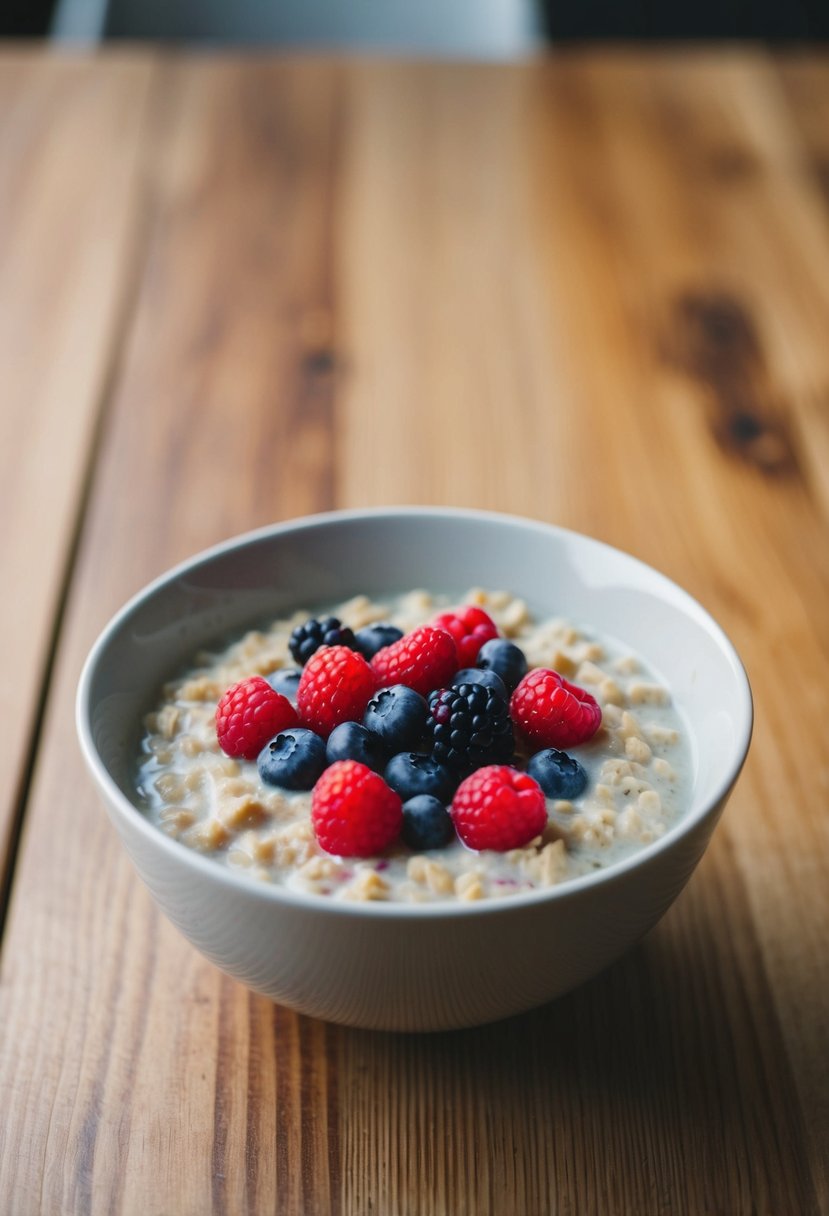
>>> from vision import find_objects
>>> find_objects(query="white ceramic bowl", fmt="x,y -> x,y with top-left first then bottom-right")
77,508 -> 752,1031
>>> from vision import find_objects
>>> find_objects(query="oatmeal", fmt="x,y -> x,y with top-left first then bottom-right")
136,590 -> 692,903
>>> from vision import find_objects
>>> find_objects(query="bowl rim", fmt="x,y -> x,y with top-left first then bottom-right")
76,505 -> 754,921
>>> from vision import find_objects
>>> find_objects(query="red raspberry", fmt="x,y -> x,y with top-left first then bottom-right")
297,645 -> 377,738
450,765 -> 547,851
510,669 -> 601,749
311,760 -> 403,857
432,605 -> 499,667
371,625 -> 458,697
215,676 -> 299,761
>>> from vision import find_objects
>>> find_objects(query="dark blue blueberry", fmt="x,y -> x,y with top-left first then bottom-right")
384,752 -> 457,803
354,622 -> 404,660
476,638 -> 528,694
451,667 -> 508,701
363,684 -> 427,752
326,721 -> 387,773
258,728 -> 327,791
266,667 -> 302,705
527,748 -> 588,800
401,795 -> 454,851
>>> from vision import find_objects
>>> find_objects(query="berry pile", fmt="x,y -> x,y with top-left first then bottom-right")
215,604 -> 602,860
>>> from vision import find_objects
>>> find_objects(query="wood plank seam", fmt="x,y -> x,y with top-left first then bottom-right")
0,57 -> 172,947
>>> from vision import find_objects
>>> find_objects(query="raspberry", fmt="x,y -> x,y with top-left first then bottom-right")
450,765 -> 547,851
510,669 -> 601,749
426,684 -> 514,773
311,760 -> 403,857
371,625 -> 458,697
432,606 -> 498,667
296,645 -> 377,738
215,676 -> 299,761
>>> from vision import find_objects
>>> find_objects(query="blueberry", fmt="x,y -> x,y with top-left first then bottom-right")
354,622 -> 404,660
266,667 -> 302,705
451,667 -> 508,700
258,728 -> 327,791
476,638 -> 528,694
401,795 -> 454,851
326,721 -> 387,773
384,752 -> 457,803
527,748 -> 588,800
363,684 -> 427,752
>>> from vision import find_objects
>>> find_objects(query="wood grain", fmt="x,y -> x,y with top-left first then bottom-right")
0,51 -> 154,902
0,50 -> 827,1216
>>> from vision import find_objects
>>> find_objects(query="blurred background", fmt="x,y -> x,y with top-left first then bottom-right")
4,0 -> 827,47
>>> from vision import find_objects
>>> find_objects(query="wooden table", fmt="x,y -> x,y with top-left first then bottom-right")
1,46 -> 827,1215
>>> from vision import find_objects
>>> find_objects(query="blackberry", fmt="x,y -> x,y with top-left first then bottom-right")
451,667 -> 508,701
289,615 -> 357,665
426,683 -> 514,774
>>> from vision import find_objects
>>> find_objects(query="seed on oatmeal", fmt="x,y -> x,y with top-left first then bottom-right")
594,783 -> 614,806
629,681 -> 669,706
625,736 -> 652,764
228,848 -> 253,868
602,703 -> 623,728
553,799 -> 574,814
